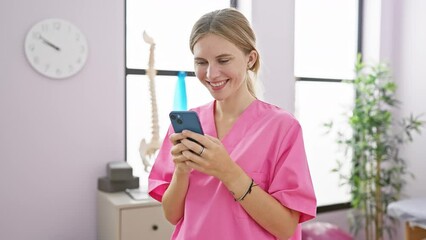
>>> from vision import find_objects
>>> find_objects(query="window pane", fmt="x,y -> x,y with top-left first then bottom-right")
295,81 -> 354,206
126,75 -> 213,190
126,0 -> 230,71
294,0 -> 358,79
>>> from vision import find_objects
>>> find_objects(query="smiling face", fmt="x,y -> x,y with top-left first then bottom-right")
193,33 -> 256,102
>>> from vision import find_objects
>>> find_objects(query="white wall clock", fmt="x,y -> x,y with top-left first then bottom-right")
24,18 -> 88,79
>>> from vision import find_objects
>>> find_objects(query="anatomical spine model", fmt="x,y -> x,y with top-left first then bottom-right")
139,31 -> 160,172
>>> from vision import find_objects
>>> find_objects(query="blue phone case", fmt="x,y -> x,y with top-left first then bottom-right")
169,111 -> 204,135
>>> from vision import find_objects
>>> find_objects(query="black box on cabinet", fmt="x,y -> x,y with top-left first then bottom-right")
97,161 -> 139,193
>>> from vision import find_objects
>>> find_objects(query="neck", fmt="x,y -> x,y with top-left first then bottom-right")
215,91 -> 256,120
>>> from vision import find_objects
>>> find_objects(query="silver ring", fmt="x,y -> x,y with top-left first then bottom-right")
198,146 -> 205,156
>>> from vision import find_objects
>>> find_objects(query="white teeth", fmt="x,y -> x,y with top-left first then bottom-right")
210,81 -> 226,87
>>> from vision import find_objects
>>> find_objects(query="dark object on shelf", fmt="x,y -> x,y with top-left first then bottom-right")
98,161 -> 139,193
98,176 -> 139,193
107,161 -> 134,181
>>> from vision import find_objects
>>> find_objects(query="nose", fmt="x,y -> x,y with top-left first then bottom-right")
206,63 -> 219,80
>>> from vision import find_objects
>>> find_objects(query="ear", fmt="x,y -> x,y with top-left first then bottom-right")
247,50 -> 258,68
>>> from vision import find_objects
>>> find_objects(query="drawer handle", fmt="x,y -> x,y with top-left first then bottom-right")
152,224 -> 158,231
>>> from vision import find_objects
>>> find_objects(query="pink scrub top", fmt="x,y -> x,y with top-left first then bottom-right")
149,100 -> 316,240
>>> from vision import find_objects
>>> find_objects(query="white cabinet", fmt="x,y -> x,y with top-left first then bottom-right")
97,191 -> 174,240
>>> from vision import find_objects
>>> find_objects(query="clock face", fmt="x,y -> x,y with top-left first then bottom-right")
25,18 -> 88,79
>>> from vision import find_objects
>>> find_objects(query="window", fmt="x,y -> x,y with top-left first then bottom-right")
295,81 -> 354,206
294,0 -> 361,207
125,0 -> 233,191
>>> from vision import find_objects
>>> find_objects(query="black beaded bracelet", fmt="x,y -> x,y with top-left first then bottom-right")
235,178 -> 254,202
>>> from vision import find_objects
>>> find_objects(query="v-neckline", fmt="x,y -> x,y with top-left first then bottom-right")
210,99 -> 259,142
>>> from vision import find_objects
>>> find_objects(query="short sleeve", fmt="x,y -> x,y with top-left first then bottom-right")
269,121 -> 317,223
148,126 -> 175,202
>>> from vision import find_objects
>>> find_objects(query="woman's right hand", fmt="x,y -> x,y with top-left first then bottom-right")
169,133 -> 192,174
163,132 -> 192,225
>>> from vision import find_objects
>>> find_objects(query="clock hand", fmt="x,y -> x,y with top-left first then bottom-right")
39,35 -> 61,51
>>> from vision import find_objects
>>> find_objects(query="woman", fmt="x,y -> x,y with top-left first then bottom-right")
149,8 -> 316,240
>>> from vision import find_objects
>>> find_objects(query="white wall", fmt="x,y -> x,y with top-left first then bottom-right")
0,0 -> 124,239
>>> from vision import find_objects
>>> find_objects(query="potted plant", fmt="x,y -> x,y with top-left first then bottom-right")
326,55 -> 424,240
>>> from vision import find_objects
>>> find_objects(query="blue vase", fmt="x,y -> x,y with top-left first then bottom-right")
173,71 -> 187,110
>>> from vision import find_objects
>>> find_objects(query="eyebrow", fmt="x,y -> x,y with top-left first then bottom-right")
194,57 -> 205,61
194,54 -> 233,61
216,54 -> 233,58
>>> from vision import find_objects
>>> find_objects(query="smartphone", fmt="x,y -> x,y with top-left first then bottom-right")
169,111 -> 204,135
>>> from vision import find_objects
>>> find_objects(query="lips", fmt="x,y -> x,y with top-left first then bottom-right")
209,80 -> 228,90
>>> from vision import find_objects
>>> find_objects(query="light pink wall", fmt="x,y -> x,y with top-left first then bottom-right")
390,0 -> 426,198
251,0 -> 295,113
0,0 -> 124,239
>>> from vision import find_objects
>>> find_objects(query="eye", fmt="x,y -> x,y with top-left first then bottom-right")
194,60 -> 207,66
218,59 -> 230,64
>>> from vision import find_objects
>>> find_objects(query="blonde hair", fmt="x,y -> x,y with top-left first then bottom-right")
189,8 -> 260,97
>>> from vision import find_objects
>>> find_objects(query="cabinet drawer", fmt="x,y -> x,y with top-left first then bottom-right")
121,206 -> 174,240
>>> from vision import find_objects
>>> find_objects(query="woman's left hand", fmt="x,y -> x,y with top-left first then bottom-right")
179,130 -> 241,182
